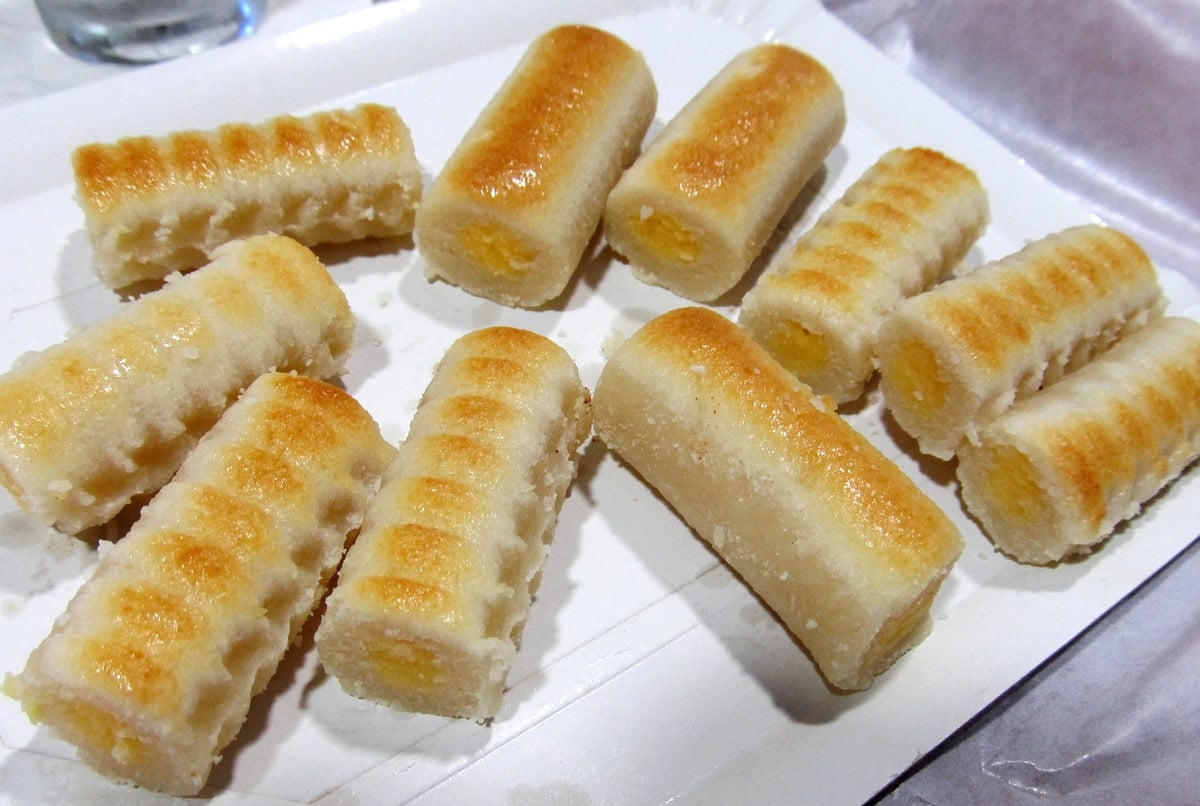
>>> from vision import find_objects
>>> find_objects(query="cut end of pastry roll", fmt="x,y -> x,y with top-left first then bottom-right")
877,224 -> 1165,459
740,146 -> 989,403
74,103 -> 423,289
957,315 -> 1200,564
604,43 -> 845,302
0,234 -> 353,535
415,25 -> 657,308
7,373 -> 393,796
317,327 -> 593,719
592,307 -> 962,691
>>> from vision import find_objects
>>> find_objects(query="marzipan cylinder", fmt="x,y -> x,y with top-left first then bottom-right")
740,147 -> 988,403
317,327 -> 593,719
0,235 -> 354,534
876,224 -> 1165,459
592,307 -> 962,691
7,373 -> 393,796
603,43 -> 846,302
74,103 -> 423,289
415,25 -> 657,308
957,316 -> 1200,564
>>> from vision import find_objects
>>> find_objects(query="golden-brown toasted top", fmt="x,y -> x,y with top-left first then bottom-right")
424,395 -> 521,442
0,352 -> 113,467
341,326 -> 588,630
458,324 -> 560,357
770,147 -> 984,308
107,585 -> 201,648
213,444 -> 306,507
249,398 -> 343,463
235,234 -> 348,302
456,356 -> 534,393
872,147 -> 981,201
260,373 -> 371,436
172,485 -> 275,561
74,579 -> 205,715
432,326 -> 580,397
73,104 -> 409,213
0,294 -> 212,474
442,25 -> 645,208
632,307 -> 961,570
354,519 -> 480,626
19,370 -> 389,734
917,225 -> 1159,370
75,632 -> 183,713
376,523 -> 469,587
1012,317 -> 1200,530
0,237 -> 347,501
142,530 -> 253,607
773,246 -> 874,302
223,235 -> 353,353
69,523 -> 257,715
202,374 -> 389,512
648,44 -> 841,204
350,470 -> 493,628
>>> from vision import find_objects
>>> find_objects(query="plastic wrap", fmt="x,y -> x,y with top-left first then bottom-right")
822,1 -> 1200,801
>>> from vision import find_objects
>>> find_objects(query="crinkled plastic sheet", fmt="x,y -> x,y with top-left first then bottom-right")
819,1 -> 1200,802
875,538 -> 1200,804
824,0 -> 1200,286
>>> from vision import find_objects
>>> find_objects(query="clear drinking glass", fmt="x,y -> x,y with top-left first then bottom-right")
33,0 -> 266,64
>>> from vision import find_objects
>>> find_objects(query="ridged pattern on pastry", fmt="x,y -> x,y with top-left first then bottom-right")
603,43 -> 846,302
73,103 -> 423,289
957,316 -> 1200,564
740,147 -> 989,403
592,307 -> 962,691
876,224 -> 1165,459
415,25 -> 657,308
6,373 -> 394,796
316,327 -> 592,719
0,235 -> 353,534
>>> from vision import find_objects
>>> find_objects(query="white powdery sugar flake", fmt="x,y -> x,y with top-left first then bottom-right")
711,525 -> 726,548
601,329 -> 628,358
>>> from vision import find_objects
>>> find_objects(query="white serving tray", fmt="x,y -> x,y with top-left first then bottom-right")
1,1 -> 1198,803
